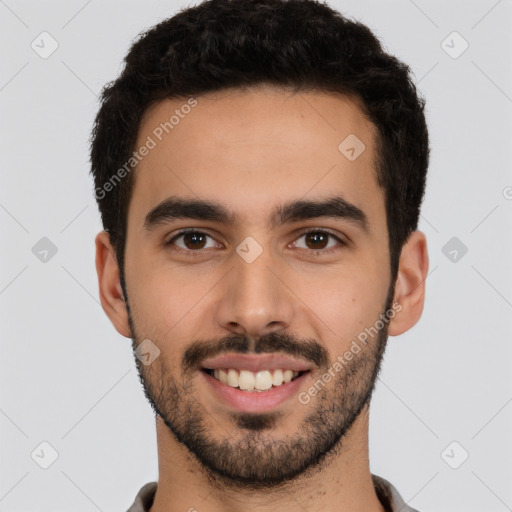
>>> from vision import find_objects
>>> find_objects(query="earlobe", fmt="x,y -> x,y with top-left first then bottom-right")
388,230 -> 429,336
95,231 -> 131,338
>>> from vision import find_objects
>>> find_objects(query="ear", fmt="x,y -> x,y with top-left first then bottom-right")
388,230 -> 429,336
95,231 -> 131,338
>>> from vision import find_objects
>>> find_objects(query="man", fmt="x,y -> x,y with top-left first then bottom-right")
90,0 -> 429,510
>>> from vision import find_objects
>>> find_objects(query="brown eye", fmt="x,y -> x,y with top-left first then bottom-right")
166,230 -> 217,253
181,231 -> 207,250
304,231 -> 329,250
293,230 -> 345,254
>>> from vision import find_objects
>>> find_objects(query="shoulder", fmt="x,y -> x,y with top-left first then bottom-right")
372,474 -> 421,512
125,481 -> 158,512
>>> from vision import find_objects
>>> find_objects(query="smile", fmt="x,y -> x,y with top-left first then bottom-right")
203,368 -> 304,391
199,353 -> 314,413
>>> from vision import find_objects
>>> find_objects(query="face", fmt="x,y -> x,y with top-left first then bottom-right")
121,86 -> 396,488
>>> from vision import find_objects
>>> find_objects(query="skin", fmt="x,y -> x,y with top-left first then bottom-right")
95,85 -> 428,512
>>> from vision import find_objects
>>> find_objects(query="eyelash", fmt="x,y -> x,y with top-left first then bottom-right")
165,228 -> 347,258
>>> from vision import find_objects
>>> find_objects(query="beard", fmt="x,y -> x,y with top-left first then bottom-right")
126,286 -> 394,491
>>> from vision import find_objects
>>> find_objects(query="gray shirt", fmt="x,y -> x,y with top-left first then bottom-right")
126,474 -> 419,511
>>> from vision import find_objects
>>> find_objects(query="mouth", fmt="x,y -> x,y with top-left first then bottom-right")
202,368 -> 306,392
199,353 -> 313,413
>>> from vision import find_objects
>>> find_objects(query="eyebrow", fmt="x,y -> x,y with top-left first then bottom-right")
143,195 -> 368,232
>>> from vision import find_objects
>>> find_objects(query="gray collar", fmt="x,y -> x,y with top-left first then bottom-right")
126,474 -> 419,512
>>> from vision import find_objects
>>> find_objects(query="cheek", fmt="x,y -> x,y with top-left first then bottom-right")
126,258 -> 218,336
304,266 -> 389,350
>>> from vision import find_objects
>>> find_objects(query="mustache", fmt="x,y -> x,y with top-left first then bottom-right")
182,331 -> 329,373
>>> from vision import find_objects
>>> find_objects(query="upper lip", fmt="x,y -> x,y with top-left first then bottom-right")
200,353 -> 314,373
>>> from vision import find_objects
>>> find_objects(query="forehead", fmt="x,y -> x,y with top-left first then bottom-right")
128,86 -> 383,230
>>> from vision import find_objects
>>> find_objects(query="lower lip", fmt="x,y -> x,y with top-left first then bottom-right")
201,370 -> 310,413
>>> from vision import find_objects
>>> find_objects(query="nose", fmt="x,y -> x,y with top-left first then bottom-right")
215,247 -> 295,340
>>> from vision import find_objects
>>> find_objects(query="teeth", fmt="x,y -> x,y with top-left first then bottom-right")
239,370 -> 255,391
283,369 -> 294,383
227,369 -> 239,387
255,370 -> 273,390
218,369 -> 228,384
272,369 -> 284,386
209,368 -> 301,391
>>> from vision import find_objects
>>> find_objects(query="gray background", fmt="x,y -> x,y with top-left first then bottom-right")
1,0 -> 511,510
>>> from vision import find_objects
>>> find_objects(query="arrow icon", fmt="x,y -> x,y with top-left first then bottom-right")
236,236 -> 262,263
442,236 -> 468,263
338,134 -> 365,161
31,441 -> 59,469
137,339 -> 160,365
31,31 -> 59,60
441,441 -> 469,469
32,237 -> 58,262
441,32 -> 469,60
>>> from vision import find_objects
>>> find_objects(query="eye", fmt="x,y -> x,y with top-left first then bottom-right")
165,229 -> 218,256
291,229 -> 346,254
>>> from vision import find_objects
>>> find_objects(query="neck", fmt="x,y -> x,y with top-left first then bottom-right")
148,405 -> 385,512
